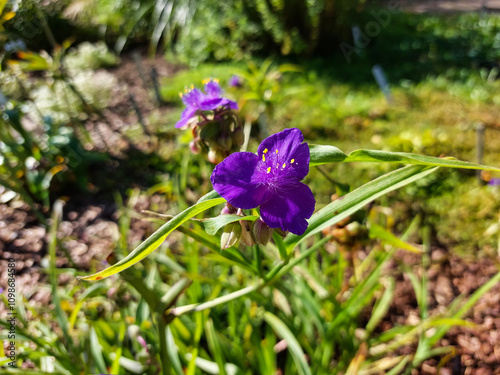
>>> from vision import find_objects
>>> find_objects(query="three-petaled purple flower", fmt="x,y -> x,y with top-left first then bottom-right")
176,78 -> 238,129
211,128 -> 315,235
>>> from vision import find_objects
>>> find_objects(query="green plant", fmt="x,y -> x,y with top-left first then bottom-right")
72,143 -> 499,374
0,106 -> 106,213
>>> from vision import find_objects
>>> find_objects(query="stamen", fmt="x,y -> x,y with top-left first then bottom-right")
179,92 -> 183,98
190,84 -> 194,89
291,159 -> 295,163
263,148 -> 268,154
282,163 -> 286,168
275,149 -> 278,154
262,155 -> 266,162
267,167 -> 271,173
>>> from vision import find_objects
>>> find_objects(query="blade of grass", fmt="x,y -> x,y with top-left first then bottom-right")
89,326 -> 107,374
206,318 -> 227,375
264,312 -> 312,375
48,200 -> 73,348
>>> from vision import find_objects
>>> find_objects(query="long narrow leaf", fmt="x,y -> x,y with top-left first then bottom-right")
309,145 -> 500,171
49,200 -> 72,347
286,166 -> 438,249
264,312 -> 312,375
78,198 -> 225,281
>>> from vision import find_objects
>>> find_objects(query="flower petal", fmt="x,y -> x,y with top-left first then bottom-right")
257,128 -> 310,180
200,98 -> 239,111
211,152 -> 268,209
175,107 -> 197,128
204,80 -> 222,99
260,181 -> 315,235
181,88 -> 205,107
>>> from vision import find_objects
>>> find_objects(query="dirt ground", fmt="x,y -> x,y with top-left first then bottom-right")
1,37 -> 499,375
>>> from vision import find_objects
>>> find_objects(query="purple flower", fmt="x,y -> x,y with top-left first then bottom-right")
211,128 -> 315,235
176,79 -> 238,129
488,178 -> 500,186
228,75 -> 243,88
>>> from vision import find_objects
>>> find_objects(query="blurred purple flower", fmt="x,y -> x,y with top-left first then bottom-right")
228,75 -> 243,88
488,178 -> 500,186
211,128 -> 315,235
176,79 -> 238,129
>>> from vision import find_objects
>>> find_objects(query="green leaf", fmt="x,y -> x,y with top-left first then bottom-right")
166,326 -> 184,375
309,145 -> 500,171
48,200 -> 73,347
203,214 -> 257,236
309,145 -> 347,166
90,326 -> 107,374
206,319 -> 227,375
346,149 -> 500,171
365,277 -> 395,336
197,189 -> 221,203
264,312 -> 312,375
369,224 -> 422,253
78,198 -> 225,281
286,166 -> 438,250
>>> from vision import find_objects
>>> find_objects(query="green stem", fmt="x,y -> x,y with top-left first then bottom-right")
171,283 -> 263,317
253,245 -> 263,277
158,315 -> 172,375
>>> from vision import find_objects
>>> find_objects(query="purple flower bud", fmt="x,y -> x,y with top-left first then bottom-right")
240,220 -> 255,246
232,127 -> 244,147
253,217 -> 273,245
219,135 -> 233,151
221,203 -> 238,215
229,75 -> 243,88
189,140 -> 201,154
208,148 -> 225,164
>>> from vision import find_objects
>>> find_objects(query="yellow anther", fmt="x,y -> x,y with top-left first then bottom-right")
214,78 -> 220,83
190,84 -> 194,89
291,159 -> 295,163
179,92 -> 183,98
263,148 -> 268,154
267,167 -> 271,173
275,149 -> 278,154
184,88 -> 189,93
262,155 -> 266,162
282,163 -> 286,168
